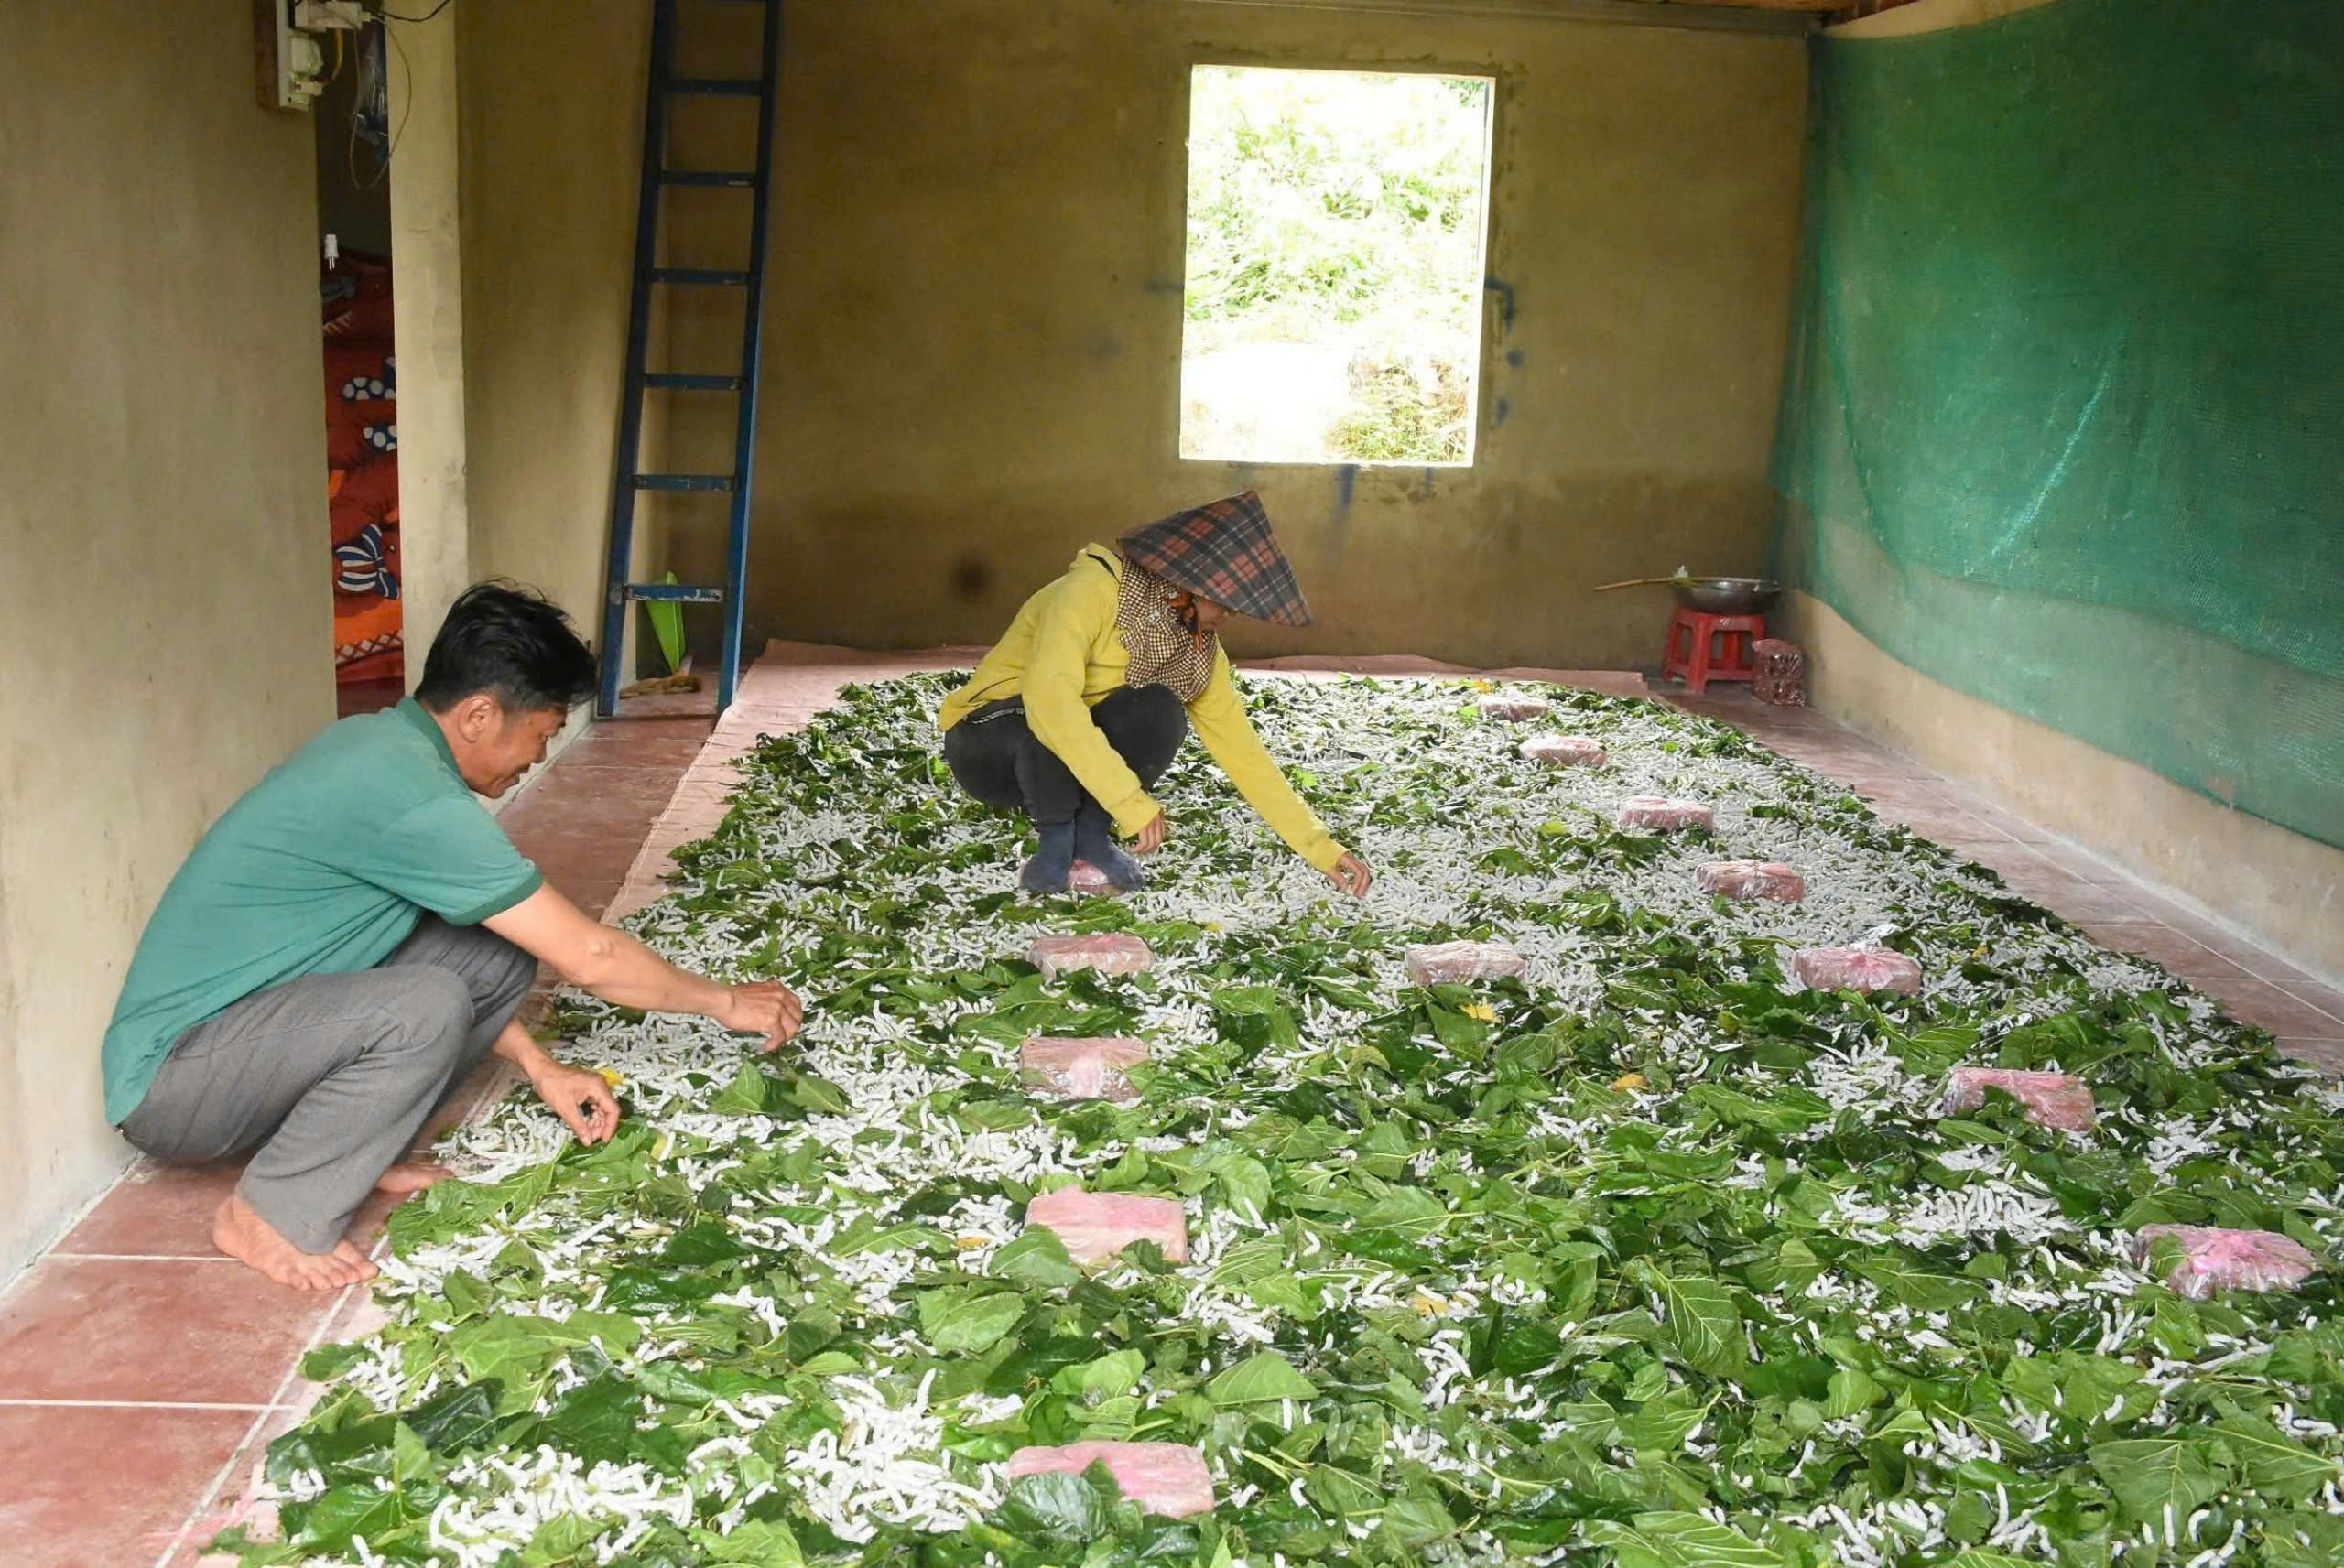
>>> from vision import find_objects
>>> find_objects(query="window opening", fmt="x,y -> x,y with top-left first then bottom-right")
1180,65 -> 1495,467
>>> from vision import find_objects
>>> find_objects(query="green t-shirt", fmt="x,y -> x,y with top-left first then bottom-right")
101,697 -> 543,1123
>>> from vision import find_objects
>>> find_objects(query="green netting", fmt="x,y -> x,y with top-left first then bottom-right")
1771,0 -> 2344,849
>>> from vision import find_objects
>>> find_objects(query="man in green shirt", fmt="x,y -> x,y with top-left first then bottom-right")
103,583 -> 802,1290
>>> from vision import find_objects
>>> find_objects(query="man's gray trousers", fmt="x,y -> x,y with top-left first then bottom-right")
119,917 -> 536,1254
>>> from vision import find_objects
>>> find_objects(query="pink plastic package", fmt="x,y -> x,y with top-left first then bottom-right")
1520,735 -> 1609,768
1479,695 -> 1553,722
1020,1036 -> 1151,1101
1405,940 -> 1527,987
1026,1186 -> 1189,1265
1617,796 -> 1715,832
1939,1066 -> 2098,1132
1067,860 -> 1116,892
1788,946 -> 1923,995
1029,933 -> 1155,982
1696,860 -> 1807,903
1006,1442 -> 1216,1518
2133,1225 -> 2319,1300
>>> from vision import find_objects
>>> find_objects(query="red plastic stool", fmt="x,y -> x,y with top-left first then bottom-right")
1663,609 -> 1766,695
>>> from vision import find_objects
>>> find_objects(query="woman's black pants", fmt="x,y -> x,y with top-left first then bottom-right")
942,685 -> 1188,827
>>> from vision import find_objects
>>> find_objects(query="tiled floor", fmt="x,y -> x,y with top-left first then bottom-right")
5,650 -> 2338,1567
0,691 -> 713,1568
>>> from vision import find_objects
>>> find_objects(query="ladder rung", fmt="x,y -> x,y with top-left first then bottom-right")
632,473 -> 737,492
668,77 -> 765,97
648,267 -> 751,287
643,373 -> 744,392
660,169 -> 758,189
624,582 -> 726,604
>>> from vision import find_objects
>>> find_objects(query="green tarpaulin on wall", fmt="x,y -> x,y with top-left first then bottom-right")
1772,0 -> 2344,848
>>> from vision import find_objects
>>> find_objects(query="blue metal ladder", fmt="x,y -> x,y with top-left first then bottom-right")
597,0 -> 783,717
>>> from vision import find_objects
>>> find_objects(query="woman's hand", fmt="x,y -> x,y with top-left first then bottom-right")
1326,851 -> 1374,898
717,979 -> 805,1053
1134,812 -> 1170,856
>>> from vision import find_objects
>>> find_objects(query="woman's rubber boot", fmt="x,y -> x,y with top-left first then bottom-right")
1073,802 -> 1147,892
1020,822 -> 1077,894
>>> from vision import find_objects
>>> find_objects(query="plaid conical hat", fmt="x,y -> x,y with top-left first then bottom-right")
1117,491 -> 1313,628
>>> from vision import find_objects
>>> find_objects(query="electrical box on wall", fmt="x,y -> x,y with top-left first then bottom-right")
255,0 -> 372,112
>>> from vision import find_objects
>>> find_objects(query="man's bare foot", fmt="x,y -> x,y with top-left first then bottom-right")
331,1239 -> 381,1283
374,1161 -> 453,1195
211,1194 -> 360,1291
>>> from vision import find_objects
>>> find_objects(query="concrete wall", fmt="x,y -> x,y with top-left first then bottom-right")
0,3 -> 333,1280
455,0 -> 656,637
652,0 -> 1808,671
1782,593 -> 2343,986
390,7 -> 474,670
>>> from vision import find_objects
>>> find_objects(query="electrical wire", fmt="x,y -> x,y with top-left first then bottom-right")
377,0 -> 454,21
347,22 -> 394,190
381,17 -> 416,166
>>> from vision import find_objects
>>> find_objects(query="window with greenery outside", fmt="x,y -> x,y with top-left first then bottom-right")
1180,66 -> 1495,467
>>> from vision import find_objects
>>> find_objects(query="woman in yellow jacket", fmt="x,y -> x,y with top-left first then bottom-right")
939,492 -> 1375,898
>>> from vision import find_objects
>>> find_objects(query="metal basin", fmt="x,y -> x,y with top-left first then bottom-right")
1672,577 -> 1782,615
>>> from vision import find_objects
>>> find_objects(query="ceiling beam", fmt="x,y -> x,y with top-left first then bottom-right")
1146,0 -> 1824,37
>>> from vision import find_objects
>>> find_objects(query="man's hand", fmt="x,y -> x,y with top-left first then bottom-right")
718,979 -> 804,1053
1133,812 -> 1170,856
529,1060 -> 621,1146
1325,851 -> 1374,899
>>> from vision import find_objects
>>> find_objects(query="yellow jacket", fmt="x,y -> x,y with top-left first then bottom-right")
939,546 -> 1345,872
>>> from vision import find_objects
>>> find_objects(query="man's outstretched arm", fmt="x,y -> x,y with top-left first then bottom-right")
485,883 -> 803,1050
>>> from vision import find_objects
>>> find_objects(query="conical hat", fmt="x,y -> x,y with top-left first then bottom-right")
1116,491 -> 1312,628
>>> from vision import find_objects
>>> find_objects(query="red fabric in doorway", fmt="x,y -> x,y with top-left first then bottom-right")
324,253 -> 402,687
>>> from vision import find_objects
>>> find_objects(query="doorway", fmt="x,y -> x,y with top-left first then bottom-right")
315,23 -> 404,718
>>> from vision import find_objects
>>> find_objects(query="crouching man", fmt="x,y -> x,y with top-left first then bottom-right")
99,583 -> 802,1290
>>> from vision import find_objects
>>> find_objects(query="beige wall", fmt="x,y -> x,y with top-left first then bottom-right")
649,0 -> 1808,671
1783,593 -> 2343,986
392,5 -> 475,673
455,0 -> 656,638
0,3 -> 333,1279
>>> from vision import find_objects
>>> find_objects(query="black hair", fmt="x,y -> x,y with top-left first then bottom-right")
414,581 -> 599,714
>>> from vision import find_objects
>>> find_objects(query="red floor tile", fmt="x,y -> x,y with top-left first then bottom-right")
0,1403 -> 261,1568
561,735 -> 713,769
2283,1040 -> 2344,1076
2197,979 -> 2344,1041
51,1161 -> 243,1259
2079,920 -> 2254,985
0,1258 -> 336,1403
2273,979 -> 2344,1025
166,1406 -> 309,1565
1993,867 -> 2175,925
2166,922 -> 2317,984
